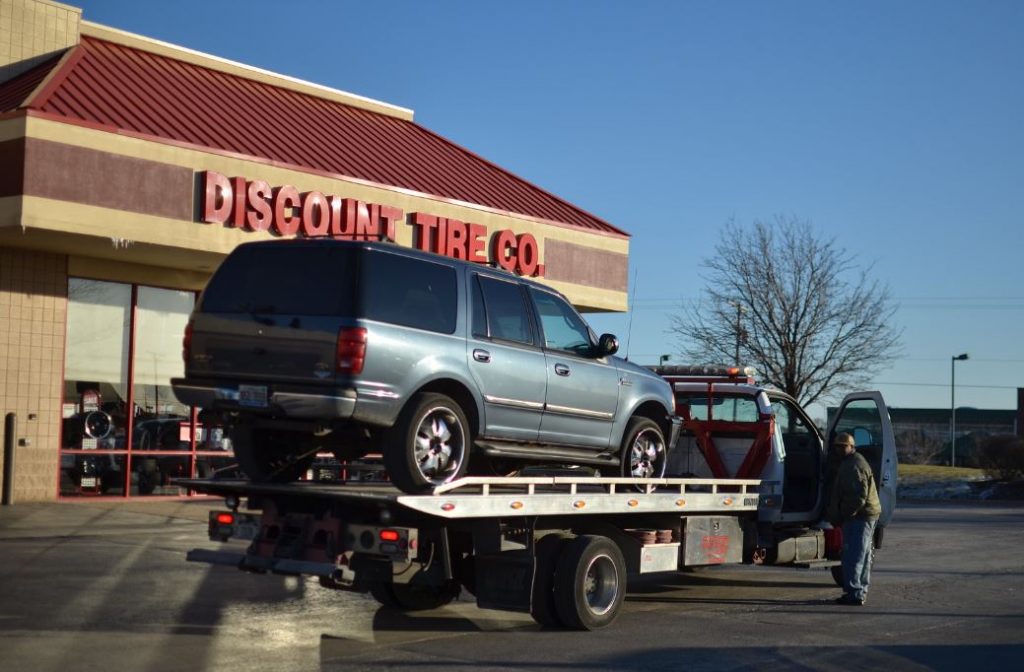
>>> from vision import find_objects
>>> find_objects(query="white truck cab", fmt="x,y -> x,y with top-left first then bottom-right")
657,366 -> 897,534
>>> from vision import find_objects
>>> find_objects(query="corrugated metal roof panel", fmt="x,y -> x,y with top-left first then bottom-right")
26,36 -> 624,236
0,54 -> 64,113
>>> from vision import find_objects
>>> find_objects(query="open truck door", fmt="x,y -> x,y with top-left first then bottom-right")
825,392 -> 898,531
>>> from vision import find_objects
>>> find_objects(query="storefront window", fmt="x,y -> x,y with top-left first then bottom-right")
60,279 -> 232,499
61,279 -> 130,497
131,287 -> 194,496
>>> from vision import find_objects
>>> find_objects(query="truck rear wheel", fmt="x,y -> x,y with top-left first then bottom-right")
553,535 -> 626,630
385,392 -> 471,494
530,533 -> 569,628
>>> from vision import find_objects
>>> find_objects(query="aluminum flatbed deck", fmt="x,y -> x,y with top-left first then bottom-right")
175,475 -> 762,519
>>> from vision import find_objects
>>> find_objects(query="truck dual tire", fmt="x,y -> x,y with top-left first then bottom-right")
549,535 -> 627,630
530,533 -> 570,628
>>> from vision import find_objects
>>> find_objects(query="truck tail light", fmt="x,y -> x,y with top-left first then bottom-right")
182,319 -> 194,363
336,327 -> 367,375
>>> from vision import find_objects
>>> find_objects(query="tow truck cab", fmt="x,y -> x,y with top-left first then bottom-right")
655,366 -> 896,537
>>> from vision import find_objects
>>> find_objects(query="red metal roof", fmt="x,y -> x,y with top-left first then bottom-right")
0,54 -> 63,113
6,36 -> 624,237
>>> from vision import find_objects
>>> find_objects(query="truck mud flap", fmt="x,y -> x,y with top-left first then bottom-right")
473,550 -> 532,613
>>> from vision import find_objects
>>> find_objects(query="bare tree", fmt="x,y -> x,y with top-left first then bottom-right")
669,216 -> 901,407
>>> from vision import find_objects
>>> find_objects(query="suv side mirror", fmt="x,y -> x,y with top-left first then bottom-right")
596,333 -> 619,357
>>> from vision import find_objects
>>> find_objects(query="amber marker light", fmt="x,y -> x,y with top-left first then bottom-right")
676,499 -> 686,507
510,501 -> 524,510
722,497 -> 734,506
627,499 -> 639,508
573,500 -> 587,509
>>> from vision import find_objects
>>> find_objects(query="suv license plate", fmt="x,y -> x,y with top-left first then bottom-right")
238,385 -> 268,408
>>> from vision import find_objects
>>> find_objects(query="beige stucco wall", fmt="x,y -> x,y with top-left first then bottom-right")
0,0 -> 80,82
0,246 -> 66,502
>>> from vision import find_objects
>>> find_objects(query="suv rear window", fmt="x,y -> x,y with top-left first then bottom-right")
201,244 -> 457,333
200,244 -> 356,315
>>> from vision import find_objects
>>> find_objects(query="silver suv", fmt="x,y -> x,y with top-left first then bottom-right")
172,240 -> 680,493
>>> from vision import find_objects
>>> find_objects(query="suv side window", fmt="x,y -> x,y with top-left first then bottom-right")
529,288 -> 593,355
362,251 -> 457,333
475,275 -> 534,345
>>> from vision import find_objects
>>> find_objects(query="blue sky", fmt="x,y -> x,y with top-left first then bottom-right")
76,0 -> 1024,418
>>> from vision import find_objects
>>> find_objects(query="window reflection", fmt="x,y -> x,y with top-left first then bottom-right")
60,279 -> 233,499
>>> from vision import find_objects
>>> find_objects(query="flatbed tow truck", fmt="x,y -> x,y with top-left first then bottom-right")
178,474 -> 762,630
175,367 -> 897,630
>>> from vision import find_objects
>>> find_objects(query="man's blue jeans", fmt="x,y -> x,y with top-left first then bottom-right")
842,517 -> 877,601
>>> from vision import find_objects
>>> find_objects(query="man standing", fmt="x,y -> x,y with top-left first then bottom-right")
826,431 -> 882,606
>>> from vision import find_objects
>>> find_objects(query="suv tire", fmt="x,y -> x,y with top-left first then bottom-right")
232,425 -> 317,483
384,392 -> 471,493
619,416 -> 667,480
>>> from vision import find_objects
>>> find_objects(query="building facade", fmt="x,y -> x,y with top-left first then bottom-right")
0,0 -> 631,501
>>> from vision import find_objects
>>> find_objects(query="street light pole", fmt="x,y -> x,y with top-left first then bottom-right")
951,353 -> 969,467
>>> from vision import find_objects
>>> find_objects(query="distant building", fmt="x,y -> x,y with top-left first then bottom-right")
827,405 -> 1018,467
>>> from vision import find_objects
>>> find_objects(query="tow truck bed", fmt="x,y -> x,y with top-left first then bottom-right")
176,475 -> 762,519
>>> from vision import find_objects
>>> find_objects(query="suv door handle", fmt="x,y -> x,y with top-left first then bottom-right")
554,363 -> 571,376
473,349 -> 491,363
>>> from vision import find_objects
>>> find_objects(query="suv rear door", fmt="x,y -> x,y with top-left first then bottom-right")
825,392 -> 898,528
467,274 -> 546,442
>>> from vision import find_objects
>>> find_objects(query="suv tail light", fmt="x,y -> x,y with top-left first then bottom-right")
336,327 -> 367,375
182,319 -> 194,364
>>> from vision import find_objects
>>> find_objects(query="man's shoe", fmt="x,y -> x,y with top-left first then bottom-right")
835,595 -> 864,606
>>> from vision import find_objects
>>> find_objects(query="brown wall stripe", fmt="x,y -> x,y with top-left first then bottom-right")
21,137 -> 193,220
0,138 -> 26,197
544,238 -> 628,292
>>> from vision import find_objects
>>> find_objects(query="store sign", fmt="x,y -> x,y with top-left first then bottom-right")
199,171 -> 545,277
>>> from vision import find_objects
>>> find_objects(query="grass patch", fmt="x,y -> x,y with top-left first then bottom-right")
898,463 -> 986,484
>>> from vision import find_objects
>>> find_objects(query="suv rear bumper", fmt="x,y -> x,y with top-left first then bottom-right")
171,378 -> 357,419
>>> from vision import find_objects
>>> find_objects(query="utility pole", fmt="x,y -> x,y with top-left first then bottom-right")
730,301 -> 746,365
951,353 -> 969,467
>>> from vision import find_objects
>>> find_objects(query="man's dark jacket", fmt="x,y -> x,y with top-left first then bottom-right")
826,451 -> 882,524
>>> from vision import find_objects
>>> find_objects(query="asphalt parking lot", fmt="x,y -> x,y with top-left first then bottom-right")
0,499 -> 1022,672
